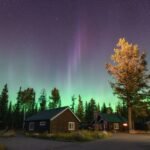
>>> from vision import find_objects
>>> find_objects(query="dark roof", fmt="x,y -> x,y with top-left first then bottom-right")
26,106 -> 68,121
100,113 -> 127,123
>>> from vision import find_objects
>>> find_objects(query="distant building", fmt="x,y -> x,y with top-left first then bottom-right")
93,112 -> 128,131
145,121 -> 150,130
24,106 -> 80,133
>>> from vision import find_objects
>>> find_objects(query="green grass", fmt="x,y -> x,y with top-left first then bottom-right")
26,130 -> 112,142
0,144 -> 6,150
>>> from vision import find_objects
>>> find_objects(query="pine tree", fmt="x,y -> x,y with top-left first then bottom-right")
71,95 -> 76,112
116,101 -> 127,117
20,88 -> 36,128
106,38 -> 150,131
0,84 -> 9,128
84,101 -> 89,122
101,102 -> 107,113
84,99 -> 99,123
107,103 -> 113,114
49,88 -> 61,108
7,102 -> 13,128
14,87 -> 22,129
21,88 -> 36,113
97,103 -> 100,112
76,95 -> 84,121
39,89 -> 47,111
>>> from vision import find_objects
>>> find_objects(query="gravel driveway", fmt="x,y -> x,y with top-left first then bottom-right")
0,133 -> 150,150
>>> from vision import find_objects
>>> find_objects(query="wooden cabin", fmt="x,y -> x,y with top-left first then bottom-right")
93,112 -> 127,131
24,106 -> 80,133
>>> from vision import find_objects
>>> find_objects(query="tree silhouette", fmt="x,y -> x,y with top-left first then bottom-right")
101,102 -> 107,113
19,88 -> 36,128
49,88 -> 61,108
7,101 -> 13,128
0,84 -> 8,128
13,87 -> 23,129
39,89 -> 47,111
71,95 -> 76,112
76,95 -> 84,121
84,98 -> 99,123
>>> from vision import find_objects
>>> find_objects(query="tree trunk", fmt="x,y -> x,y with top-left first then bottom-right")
22,107 -> 26,129
128,106 -> 133,133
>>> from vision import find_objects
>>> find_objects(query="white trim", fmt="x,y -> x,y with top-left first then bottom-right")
29,122 -> 34,131
50,107 -> 81,122
39,121 -> 46,126
68,108 -> 81,122
50,107 -> 68,121
68,122 -> 75,131
114,123 -> 119,130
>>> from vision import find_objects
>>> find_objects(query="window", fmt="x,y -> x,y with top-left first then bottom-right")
68,122 -> 75,131
29,122 -> 34,131
40,121 -> 46,126
114,123 -> 119,130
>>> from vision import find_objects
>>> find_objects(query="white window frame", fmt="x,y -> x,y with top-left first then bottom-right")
114,123 -> 119,130
29,122 -> 35,131
39,121 -> 46,126
68,122 -> 75,131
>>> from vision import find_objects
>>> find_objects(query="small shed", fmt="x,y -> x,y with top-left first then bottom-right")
24,106 -> 80,133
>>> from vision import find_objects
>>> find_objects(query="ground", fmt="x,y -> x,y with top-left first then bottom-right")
0,133 -> 149,150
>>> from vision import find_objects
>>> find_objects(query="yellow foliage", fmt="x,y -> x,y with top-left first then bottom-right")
107,38 -> 145,92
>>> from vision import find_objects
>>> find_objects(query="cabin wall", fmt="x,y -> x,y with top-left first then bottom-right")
50,109 -> 79,133
106,122 -> 127,131
25,120 -> 49,132
93,122 -> 127,131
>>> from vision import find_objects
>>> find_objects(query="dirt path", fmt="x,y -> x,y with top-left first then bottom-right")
0,133 -> 149,150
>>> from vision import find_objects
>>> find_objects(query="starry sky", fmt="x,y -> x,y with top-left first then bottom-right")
0,0 -> 150,107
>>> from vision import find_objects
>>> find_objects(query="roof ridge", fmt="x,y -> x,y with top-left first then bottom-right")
45,106 -> 68,111
25,106 -> 69,121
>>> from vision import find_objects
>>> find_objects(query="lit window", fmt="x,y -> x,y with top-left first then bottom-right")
40,121 -> 46,126
114,123 -> 119,129
123,123 -> 128,127
29,122 -> 34,131
68,122 -> 75,131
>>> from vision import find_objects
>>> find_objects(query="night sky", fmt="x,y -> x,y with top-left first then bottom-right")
0,0 -> 150,107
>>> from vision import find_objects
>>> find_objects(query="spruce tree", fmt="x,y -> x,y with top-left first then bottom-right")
101,102 -> 107,113
76,95 -> 84,121
71,95 -> 76,112
14,87 -> 22,128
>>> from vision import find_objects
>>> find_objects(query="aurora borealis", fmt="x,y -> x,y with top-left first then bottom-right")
0,0 -> 150,107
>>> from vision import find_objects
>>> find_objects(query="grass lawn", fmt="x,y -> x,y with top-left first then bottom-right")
0,144 -> 6,150
0,130 -> 16,137
26,130 -> 112,142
